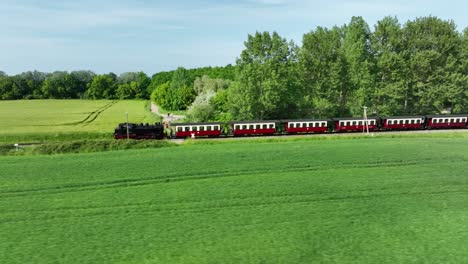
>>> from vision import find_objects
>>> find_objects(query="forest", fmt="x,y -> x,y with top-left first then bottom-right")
1,16 -> 467,121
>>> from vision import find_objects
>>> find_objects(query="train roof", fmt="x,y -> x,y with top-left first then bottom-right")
171,122 -> 223,126
229,120 -> 279,124
280,118 -> 331,122
426,114 -> 468,118
332,117 -> 379,121
381,115 -> 426,119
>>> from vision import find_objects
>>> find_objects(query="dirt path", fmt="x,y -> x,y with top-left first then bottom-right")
151,102 -> 185,124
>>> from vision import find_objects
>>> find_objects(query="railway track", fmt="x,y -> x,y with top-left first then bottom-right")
167,128 -> 468,143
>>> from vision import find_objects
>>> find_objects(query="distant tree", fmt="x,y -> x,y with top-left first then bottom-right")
185,90 -> 216,122
185,75 -> 232,121
0,76 -> 21,99
70,71 -> 95,98
193,75 -> 231,94
136,72 -> 151,98
41,71 -> 81,99
117,71 -> 150,99
150,82 -> 171,109
86,74 -> 117,99
175,85 -> 196,110
171,67 -> 190,90
116,82 -> 136,99
0,71 -> 6,77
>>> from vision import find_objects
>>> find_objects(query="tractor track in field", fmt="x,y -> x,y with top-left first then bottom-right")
1,186 -> 467,224
0,157 -> 464,199
61,101 -> 116,126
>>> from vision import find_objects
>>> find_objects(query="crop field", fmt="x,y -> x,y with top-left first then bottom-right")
0,100 -> 160,142
0,134 -> 467,263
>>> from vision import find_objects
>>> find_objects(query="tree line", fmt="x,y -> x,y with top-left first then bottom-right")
1,16 -> 467,121
226,16 -> 467,120
178,16 -> 467,122
0,66 -> 236,101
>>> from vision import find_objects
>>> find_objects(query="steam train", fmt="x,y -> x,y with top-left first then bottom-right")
114,114 -> 467,140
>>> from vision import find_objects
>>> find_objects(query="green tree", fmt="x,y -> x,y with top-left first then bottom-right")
116,82 -> 139,99
300,26 -> 349,117
150,82 -> 171,109
86,74 -> 117,99
342,16 -> 375,116
372,16 -> 409,115
0,76 -> 22,99
230,31 -> 300,120
41,71 -> 81,99
193,75 -> 231,94
118,72 -> 150,98
404,16 -> 463,114
70,71 -> 95,98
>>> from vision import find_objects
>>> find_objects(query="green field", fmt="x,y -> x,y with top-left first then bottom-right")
1,134 -> 467,263
0,100 -> 160,142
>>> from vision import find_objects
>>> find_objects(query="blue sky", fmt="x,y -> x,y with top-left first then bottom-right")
1,0 -> 467,75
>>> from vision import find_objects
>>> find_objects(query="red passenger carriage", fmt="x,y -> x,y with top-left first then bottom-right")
282,119 -> 329,134
230,121 -> 277,136
426,115 -> 468,129
382,116 -> 425,130
334,117 -> 377,132
173,122 -> 223,138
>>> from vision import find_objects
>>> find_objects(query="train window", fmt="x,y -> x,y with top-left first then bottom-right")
263,124 -> 267,129
215,126 -> 219,130
185,127 -> 190,132
444,119 -> 448,123
200,126 -> 205,131
242,125 -> 247,129
450,119 -> 454,123
358,121 -> 362,125
388,120 -> 392,125
404,120 -> 408,124
308,123 -> 312,127
346,122 -> 351,126
352,121 -> 356,125
417,119 -> 421,124
256,124 -> 260,129
235,125 -> 240,130
207,126 -> 212,131
411,120 -> 415,124
456,118 -> 460,123
322,122 -> 326,127
249,125 -> 254,129
192,126 -> 197,131
177,127 -> 182,132
269,124 -> 274,128
302,123 -> 307,128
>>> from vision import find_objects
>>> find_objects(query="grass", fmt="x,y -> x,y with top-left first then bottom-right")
0,134 -> 467,263
0,100 -> 160,143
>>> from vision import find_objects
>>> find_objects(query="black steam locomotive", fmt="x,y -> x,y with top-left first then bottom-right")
114,123 -> 165,139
